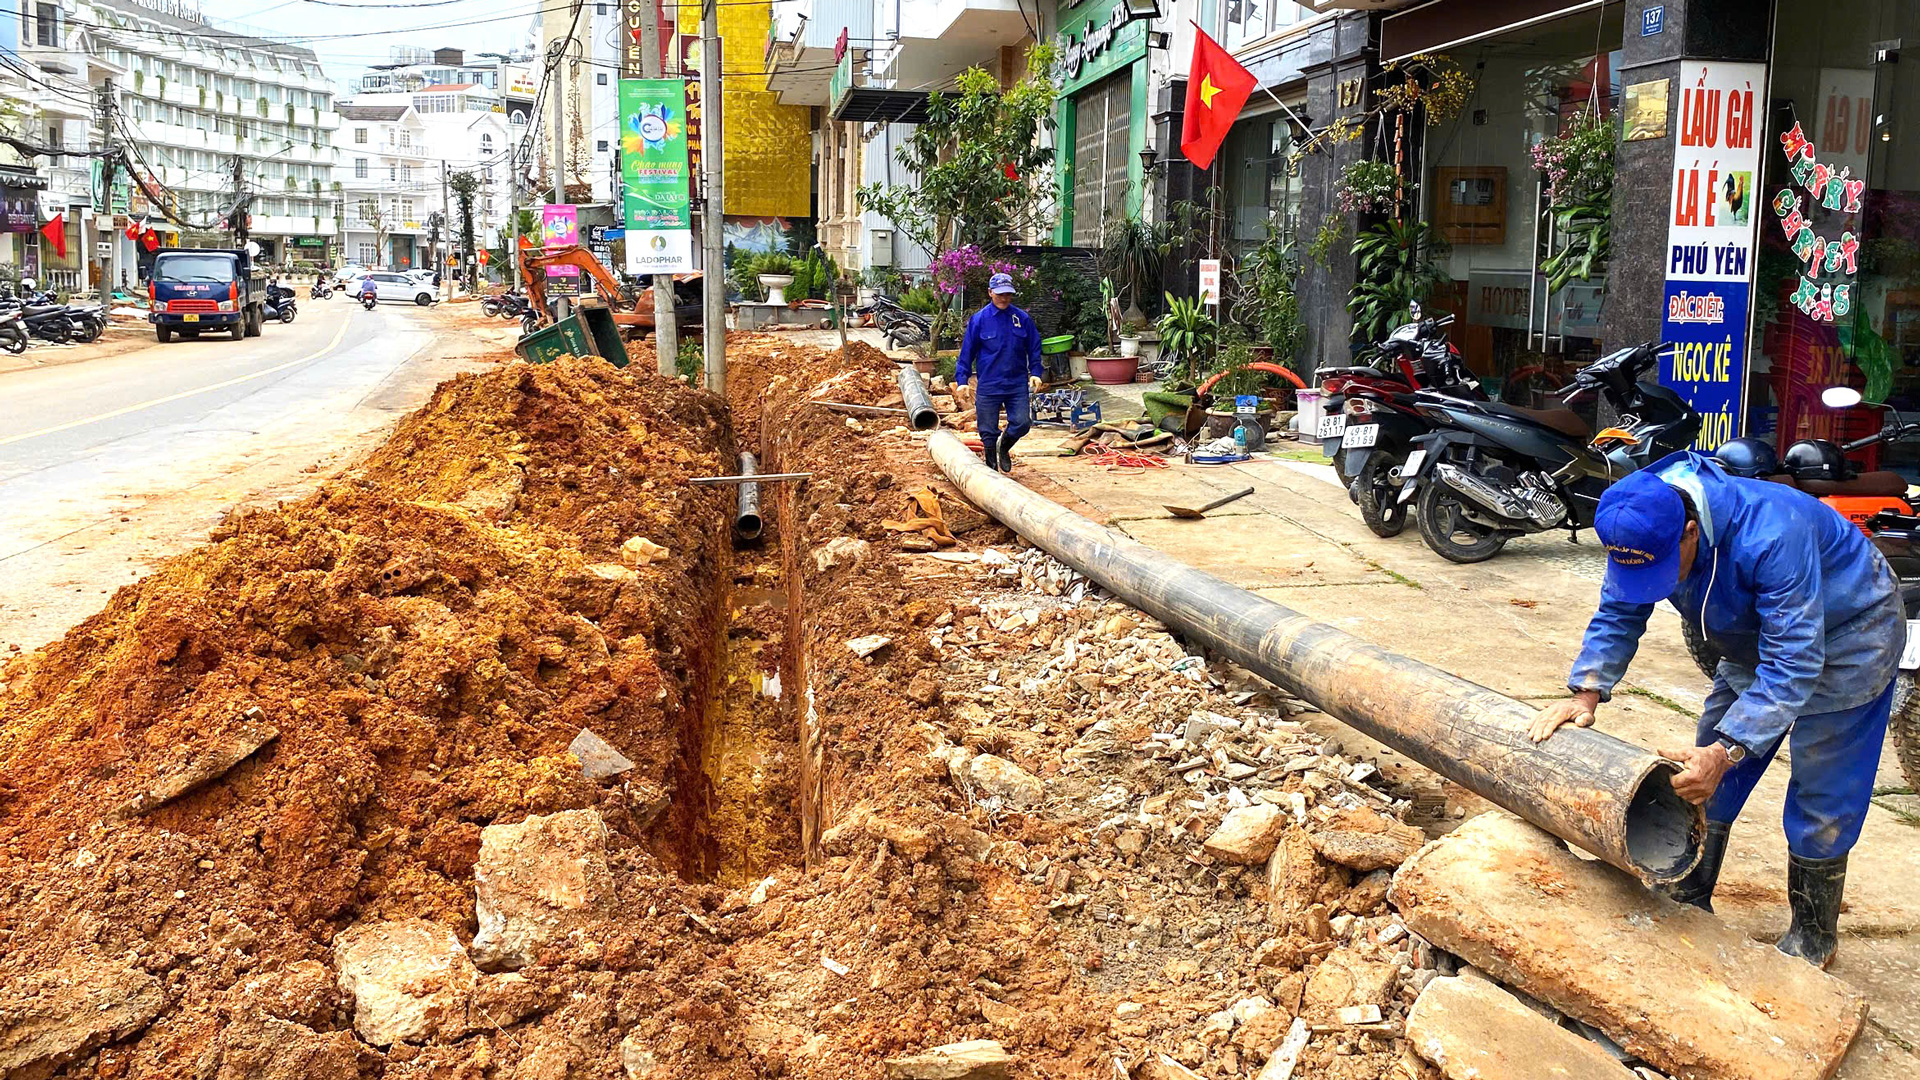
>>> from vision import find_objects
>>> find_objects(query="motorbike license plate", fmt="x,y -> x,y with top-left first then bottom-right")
1316,414 -> 1346,439
1341,423 -> 1379,449
1903,620 -> 1920,670
183,314 -> 199,323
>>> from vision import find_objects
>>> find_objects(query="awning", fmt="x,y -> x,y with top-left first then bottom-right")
0,166 -> 48,190
1380,0 -> 1610,62
829,87 -> 929,125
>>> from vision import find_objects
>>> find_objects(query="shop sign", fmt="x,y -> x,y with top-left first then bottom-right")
1058,0 -> 1149,91
1,187 -> 35,233
1465,268 -> 1603,336
618,79 -> 694,274
1197,259 -> 1220,306
292,235 -> 327,248
1659,61 -> 1766,451
543,203 -> 581,297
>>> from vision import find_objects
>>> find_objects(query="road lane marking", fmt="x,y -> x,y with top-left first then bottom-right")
0,317 -> 354,448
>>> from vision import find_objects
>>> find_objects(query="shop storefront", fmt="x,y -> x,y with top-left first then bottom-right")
1751,3 -> 1920,474
1054,0 -> 1152,246
1398,3 -> 1624,407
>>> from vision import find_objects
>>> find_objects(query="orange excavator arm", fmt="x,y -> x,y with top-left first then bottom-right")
516,244 -> 700,332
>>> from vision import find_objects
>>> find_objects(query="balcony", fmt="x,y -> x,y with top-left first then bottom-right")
880,0 -> 1033,92
828,45 -> 927,124
765,0 -> 875,108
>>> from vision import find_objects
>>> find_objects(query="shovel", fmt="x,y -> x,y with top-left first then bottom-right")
1163,486 -> 1255,520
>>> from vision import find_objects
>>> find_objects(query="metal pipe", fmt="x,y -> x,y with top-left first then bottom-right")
927,432 -> 1701,883
735,451 -> 763,542
896,364 -> 938,431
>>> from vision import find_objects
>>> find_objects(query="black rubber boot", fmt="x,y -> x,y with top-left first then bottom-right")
1664,821 -> 1730,912
997,439 -> 1016,472
981,435 -> 1001,472
1777,852 -> 1847,969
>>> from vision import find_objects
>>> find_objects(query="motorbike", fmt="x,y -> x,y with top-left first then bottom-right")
264,285 -> 297,324
1694,386 -> 1920,789
1392,340 -> 1700,563
0,310 -> 26,354
483,290 -> 529,320
0,296 -> 76,344
859,294 -> 931,349
310,280 -> 333,300
1316,305 -> 1488,537
59,300 -> 105,343
359,291 -> 378,311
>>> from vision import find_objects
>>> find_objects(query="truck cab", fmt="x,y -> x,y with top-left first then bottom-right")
148,249 -> 267,342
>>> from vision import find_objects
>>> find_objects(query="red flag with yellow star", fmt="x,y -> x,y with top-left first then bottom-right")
1180,27 -> 1256,170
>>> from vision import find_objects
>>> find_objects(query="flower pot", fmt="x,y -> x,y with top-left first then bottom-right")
1206,407 -> 1277,441
1069,352 -> 1091,380
1086,356 -> 1139,384
757,273 -> 794,305
1119,335 -> 1141,358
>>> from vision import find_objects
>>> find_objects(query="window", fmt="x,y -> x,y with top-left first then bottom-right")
400,199 -> 414,220
596,139 -> 608,152
1070,73 -> 1131,247
35,4 -> 60,47
1225,1 -> 1312,49
480,133 -> 493,154
399,131 -> 411,148
354,127 -> 368,144
389,165 -> 396,181
358,243 -> 376,264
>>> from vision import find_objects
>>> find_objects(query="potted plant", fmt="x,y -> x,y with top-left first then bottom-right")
1348,220 -> 1449,342
1086,344 -> 1137,384
1202,341 -> 1277,439
1119,317 -> 1148,358
754,252 -> 795,304
1532,109 -> 1615,293
1157,292 -> 1218,384
1099,215 -> 1174,324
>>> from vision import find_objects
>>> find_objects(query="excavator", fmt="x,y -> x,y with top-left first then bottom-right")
518,244 -> 701,336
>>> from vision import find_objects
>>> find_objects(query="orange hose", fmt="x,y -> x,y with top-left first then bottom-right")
1196,362 -> 1308,395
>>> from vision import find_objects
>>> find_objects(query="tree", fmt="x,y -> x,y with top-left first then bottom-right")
447,170 -> 482,293
857,43 -> 1059,255
489,208 -> 538,286
356,198 -> 389,269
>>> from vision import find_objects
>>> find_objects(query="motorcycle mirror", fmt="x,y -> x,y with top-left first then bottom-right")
1407,300 -> 1421,321
1821,386 -> 1864,409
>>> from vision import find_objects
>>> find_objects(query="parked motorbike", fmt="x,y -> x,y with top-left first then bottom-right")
860,294 -> 931,349
60,300 -> 105,343
484,290 -> 529,320
1316,305 -> 1487,536
264,284 -> 297,324
0,310 -> 26,354
1687,386 -> 1918,787
1392,340 -> 1700,563
0,296 -> 75,344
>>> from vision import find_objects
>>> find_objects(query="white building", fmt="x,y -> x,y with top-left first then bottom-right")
339,83 -> 515,270
336,102 -> 431,270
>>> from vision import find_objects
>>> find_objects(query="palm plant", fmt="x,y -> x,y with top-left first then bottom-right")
1158,292 -> 1218,381
1348,220 -> 1450,342
1100,214 -> 1174,320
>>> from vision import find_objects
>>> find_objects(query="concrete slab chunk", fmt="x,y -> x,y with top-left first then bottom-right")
0,956 -> 164,1080
1406,974 -> 1638,1080
470,808 -> 615,970
1389,813 -> 1868,1080
883,1038 -> 1014,1079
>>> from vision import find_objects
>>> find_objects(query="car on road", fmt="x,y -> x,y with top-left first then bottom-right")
333,265 -> 368,292
360,271 -> 439,306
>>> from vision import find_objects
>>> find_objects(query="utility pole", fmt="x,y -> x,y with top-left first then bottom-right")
95,79 -> 118,306
440,160 -> 452,300
638,0 -> 678,376
700,0 -> 724,395
548,24 -> 573,320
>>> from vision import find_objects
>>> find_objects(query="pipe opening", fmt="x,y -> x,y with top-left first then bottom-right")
1625,764 -> 1702,883
895,364 -> 939,431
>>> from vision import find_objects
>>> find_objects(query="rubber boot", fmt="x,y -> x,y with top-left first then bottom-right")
997,438 -> 1017,472
1776,852 -> 1847,969
1664,821 -> 1730,912
981,434 -> 1001,472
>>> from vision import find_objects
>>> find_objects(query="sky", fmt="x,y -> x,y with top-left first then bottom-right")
191,0 -> 545,86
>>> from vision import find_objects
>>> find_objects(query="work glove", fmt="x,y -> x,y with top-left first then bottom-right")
1029,375 -> 1043,394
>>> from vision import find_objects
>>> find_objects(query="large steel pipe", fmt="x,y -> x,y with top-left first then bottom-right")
896,363 -> 939,431
735,452 -> 763,542
928,432 -> 1701,883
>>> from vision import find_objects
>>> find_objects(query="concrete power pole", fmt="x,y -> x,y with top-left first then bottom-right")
95,79 -> 118,306
700,0 -> 724,395
440,160 -> 452,301
549,22 -> 573,320
637,0 -> 678,376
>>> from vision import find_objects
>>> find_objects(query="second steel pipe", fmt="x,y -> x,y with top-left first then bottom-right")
896,363 -> 939,431
928,432 -> 1701,883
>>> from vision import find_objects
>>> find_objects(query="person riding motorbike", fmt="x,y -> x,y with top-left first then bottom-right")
358,275 -> 378,306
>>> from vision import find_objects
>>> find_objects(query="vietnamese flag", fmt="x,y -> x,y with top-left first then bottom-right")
1181,28 -> 1257,170
39,213 -> 66,259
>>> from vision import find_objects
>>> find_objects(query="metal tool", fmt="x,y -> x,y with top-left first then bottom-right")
1164,486 -> 1255,519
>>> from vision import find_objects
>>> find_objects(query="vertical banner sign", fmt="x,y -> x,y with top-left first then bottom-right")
1660,62 -> 1767,450
1197,259 -> 1221,306
619,78 -> 694,274
542,203 -> 580,297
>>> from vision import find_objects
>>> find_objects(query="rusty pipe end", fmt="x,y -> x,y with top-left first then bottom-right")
895,363 -> 939,431
1624,757 -> 1703,884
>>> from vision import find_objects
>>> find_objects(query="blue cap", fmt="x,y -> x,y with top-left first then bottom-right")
988,272 -> 1016,295
1594,470 -> 1687,604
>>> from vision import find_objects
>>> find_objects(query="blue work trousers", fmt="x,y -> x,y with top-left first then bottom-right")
1698,672 -> 1893,859
976,388 -> 1032,452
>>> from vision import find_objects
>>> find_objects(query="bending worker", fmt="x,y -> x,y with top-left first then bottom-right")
954,272 -> 1042,473
1531,453 -> 1902,969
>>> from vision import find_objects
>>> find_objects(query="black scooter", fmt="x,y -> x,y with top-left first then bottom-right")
264,284 -> 297,324
0,310 -> 26,354
0,295 -> 75,344
310,280 -> 333,300
1393,341 -> 1700,563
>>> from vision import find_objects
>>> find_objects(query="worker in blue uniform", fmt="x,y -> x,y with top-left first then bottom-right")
954,272 -> 1042,473
1531,453 -> 1903,969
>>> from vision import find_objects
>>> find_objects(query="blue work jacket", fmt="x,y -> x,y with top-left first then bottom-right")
1569,451 -> 1904,752
955,302 -> 1042,394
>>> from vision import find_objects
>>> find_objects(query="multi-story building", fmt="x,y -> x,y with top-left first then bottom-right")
340,82 -> 515,265
335,102 -> 432,270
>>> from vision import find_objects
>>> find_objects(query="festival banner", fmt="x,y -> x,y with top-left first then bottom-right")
1659,61 -> 1767,450
542,203 -> 580,297
618,78 -> 694,275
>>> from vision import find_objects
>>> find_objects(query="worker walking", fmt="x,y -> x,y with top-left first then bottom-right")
954,272 -> 1042,473
1531,453 -> 1903,969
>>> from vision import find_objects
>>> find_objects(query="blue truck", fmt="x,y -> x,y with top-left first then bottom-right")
147,248 -> 268,342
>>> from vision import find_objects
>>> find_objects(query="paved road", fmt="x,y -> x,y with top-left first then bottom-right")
0,296 -> 481,653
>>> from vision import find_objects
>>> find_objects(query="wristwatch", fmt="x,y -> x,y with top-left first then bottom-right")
1715,736 -> 1748,764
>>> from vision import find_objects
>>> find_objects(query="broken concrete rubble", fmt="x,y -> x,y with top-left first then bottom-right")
567,727 -> 634,781
1202,803 -> 1287,863
332,918 -> 480,1047
1406,973 -> 1638,1080
1308,806 -> 1426,871
106,709 -> 279,821
189,1012 -> 380,1080
469,808 -> 616,971
963,753 -> 1044,807
882,1039 -> 1014,1080
0,956 -> 164,1080
1390,812 -> 1868,1080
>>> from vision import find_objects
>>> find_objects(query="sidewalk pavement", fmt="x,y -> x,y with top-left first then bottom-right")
1012,433 -> 1920,1078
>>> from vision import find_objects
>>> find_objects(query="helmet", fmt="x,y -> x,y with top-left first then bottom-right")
1781,439 -> 1848,482
1711,437 -> 1780,478
19,277 -> 34,290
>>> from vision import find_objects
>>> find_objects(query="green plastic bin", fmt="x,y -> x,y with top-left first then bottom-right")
1040,334 -> 1075,355
515,317 -> 591,365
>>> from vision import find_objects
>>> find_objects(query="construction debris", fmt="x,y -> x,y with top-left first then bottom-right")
0,956 -> 165,1078
883,1039 -> 1015,1079
105,708 -> 279,821
1391,812 -> 1868,1080
469,809 -> 615,971
567,727 -> 635,781
1406,972 -> 1639,1080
